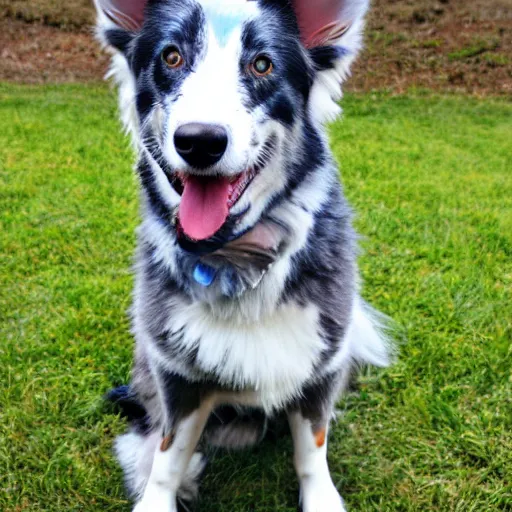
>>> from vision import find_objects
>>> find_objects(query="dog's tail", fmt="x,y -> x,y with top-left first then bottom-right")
205,406 -> 288,449
347,298 -> 395,369
106,385 -> 151,433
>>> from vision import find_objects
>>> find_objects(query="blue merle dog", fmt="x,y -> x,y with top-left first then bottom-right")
94,0 -> 392,510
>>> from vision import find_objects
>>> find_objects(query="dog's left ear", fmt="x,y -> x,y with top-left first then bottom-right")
291,0 -> 370,122
291,0 -> 368,48
94,0 -> 149,53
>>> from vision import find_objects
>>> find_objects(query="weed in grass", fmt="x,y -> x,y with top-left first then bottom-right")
368,31 -> 408,48
483,53 -> 510,68
412,39 -> 443,49
448,38 -> 500,61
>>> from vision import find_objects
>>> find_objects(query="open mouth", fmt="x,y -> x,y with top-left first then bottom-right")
170,169 -> 259,242
168,135 -> 277,242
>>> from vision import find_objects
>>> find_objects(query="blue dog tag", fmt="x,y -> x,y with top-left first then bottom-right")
193,263 -> 216,287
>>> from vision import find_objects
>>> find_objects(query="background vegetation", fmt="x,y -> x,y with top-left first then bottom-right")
0,0 -> 511,94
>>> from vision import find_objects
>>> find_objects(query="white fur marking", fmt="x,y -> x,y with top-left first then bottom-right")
325,298 -> 393,375
132,403 -> 213,512
159,302 -> 327,412
289,412 -> 346,512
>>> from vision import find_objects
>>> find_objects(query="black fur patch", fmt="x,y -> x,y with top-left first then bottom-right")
105,385 -> 150,433
240,11 -> 312,121
104,28 -> 133,54
309,45 -> 348,71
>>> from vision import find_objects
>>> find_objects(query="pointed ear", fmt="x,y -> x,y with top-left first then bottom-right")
94,0 -> 148,32
94,0 -> 149,54
94,0 -> 146,143
290,0 -> 370,123
291,0 -> 369,48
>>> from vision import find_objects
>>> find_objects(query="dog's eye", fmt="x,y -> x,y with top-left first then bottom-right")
252,55 -> 273,77
162,46 -> 184,69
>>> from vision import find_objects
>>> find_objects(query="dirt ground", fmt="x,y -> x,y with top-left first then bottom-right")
1,0 -> 511,95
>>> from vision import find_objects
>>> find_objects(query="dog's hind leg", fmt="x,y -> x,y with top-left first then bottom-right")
115,430 -> 207,506
108,384 -> 202,503
131,366 -> 216,512
130,400 -> 213,512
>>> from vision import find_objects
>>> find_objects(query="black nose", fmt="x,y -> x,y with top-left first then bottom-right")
174,123 -> 228,169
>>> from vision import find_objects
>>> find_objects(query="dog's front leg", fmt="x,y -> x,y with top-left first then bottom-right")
288,410 -> 346,512
133,375 -> 214,512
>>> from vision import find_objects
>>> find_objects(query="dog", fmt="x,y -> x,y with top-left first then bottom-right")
94,1 -> 392,511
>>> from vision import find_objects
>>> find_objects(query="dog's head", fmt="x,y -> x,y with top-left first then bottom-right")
95,0 -> 367,247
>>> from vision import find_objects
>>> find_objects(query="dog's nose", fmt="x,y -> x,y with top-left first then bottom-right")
174,123 -> 228,169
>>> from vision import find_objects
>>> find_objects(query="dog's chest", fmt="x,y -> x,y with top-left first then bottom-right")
160,300 -> 327,411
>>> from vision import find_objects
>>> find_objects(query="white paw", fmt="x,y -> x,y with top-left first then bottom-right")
300,477 -> 347,512
178,452 -> 207,502
132,485 -> 177,512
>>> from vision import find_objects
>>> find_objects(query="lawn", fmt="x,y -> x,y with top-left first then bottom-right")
0,84 -> 510,512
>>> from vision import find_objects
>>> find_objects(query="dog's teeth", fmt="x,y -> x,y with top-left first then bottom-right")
226,168 -> 260,209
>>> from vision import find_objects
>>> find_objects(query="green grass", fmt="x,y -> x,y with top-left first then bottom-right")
448,38 -> 500,61
1,84 -> 511,512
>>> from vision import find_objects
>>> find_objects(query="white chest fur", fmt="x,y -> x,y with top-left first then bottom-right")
158,300 -> 327,412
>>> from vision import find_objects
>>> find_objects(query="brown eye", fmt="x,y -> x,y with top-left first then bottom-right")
162,46 -> 184,69
252,55 -> 273,77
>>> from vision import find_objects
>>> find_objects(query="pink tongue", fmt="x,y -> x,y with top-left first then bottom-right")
179,175 -> 231,241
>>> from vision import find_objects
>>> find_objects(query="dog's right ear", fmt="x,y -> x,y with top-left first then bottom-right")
94,0 -> 148,53
94,0 -> 148,145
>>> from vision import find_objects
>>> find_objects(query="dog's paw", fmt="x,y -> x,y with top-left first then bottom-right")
132,486 -> 177,512
178,452 -> 208,502
300,477 -> 346,512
